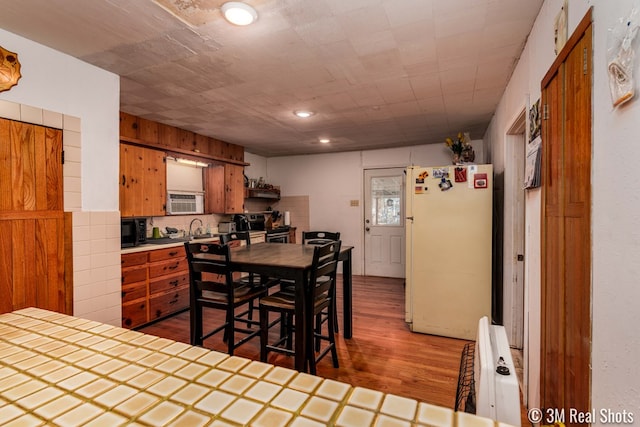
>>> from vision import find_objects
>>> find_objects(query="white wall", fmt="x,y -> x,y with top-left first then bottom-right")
254,141 -> 485,276
0,28 -> 122,325
485,0 -> 640,416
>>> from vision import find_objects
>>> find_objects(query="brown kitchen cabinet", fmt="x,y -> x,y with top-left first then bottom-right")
120,143 -> 166,217
205,163 -> 244,214
121,246 -> 189,329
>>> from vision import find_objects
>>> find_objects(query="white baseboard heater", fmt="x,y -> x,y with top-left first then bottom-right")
455,316 -> 521,426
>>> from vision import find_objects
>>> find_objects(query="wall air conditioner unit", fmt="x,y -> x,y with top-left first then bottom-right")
166,191 -> 204,215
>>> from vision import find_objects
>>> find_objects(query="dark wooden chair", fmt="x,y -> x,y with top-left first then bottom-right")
259,240 -> 342,374
184,241 -> 267,355
302,231 -> 341,245
301,230 -> 341,336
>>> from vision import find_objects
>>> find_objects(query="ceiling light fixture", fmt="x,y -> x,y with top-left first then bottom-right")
319,138 -> 330,143
221,2 -> 257,26
294,110 -> 315,118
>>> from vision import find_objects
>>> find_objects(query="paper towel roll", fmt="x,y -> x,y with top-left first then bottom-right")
284,211 -> 291,226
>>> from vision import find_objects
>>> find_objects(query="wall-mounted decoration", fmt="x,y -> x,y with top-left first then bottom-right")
529,98 -> 541,142
607,7 -> 640,108
554,0 -> 568,55
0,45 -> 21,93
524,136 -> 542,189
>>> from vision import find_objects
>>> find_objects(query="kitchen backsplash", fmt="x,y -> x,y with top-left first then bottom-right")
145,195 -> 310,238
148,214 -> 227,237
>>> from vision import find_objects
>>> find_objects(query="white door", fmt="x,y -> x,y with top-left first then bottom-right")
505,113 -> 526,350
364,168 -> 405,277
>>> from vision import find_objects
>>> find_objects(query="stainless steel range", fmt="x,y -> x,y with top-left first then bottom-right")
266,226 -> 291,243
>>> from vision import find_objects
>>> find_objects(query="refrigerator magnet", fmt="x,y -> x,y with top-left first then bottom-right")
415,185 -> 425,194
454,167 -> 467,182
433,168 -> 448,178
474,173 -> 488,188
439,178 -> 453,191
416,170 -> 429,184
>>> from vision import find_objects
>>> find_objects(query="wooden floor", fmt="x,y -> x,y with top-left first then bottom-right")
140,275 -> 469,409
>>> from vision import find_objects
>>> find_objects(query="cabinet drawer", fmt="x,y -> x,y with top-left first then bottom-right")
122,300 -> 147,329
149,287 -> 189,321
122,283 -> 147,303
149,246 -> 186,262
150,272 -> 189,295
122,266 -> 147,285
149,258 -> 188,278
122,252 -> 148,267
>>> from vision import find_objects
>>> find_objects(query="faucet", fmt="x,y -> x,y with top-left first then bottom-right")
189,218 -> 203,237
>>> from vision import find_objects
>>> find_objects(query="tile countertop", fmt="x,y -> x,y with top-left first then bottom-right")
0,308 -> 514,427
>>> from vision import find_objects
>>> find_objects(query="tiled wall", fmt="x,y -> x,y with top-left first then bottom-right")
0,99 -> 122,325
273,196 -> 310,242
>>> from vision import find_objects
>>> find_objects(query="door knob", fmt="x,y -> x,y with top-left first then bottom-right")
365,227 -> 370,232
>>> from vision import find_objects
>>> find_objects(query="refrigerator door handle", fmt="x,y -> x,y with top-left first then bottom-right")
406,216 -> 414,221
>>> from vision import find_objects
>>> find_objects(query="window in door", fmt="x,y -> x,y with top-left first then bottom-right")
370,176 -> 402,226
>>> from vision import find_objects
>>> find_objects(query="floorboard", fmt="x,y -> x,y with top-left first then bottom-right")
140,274 -> 528,422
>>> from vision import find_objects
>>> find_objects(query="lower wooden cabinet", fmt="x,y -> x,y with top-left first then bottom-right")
121,246 -> 189,329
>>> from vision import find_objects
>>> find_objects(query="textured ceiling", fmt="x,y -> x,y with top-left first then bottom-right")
0,0 -> 543,157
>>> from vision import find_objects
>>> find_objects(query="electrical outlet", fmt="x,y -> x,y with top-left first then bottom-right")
350,200 -> 359,207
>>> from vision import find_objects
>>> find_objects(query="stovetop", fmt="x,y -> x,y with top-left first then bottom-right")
266,226 -> 290,234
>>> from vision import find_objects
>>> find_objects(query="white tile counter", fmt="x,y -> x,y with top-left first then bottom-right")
0,308 -> 514,427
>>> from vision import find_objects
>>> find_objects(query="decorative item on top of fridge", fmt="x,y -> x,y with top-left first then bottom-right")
607,6 -> 640,108
444,132 -> 474,164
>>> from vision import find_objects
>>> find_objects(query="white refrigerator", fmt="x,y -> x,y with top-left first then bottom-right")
405,164 -> 493,340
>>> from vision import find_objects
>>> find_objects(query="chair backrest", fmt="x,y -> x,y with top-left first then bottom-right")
309,240 -> 342,303
302,231 -> 340,245
221,231 -> 251,246
184,242 -> 233,296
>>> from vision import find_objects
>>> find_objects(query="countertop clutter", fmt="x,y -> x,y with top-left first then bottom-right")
0,308 -> 513,427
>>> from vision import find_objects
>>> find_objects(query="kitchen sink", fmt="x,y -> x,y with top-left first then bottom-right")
145,237 -> 189,245
191,234 -> 219,240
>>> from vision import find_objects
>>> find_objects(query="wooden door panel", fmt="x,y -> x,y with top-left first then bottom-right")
0,119 -> 68,315
541,10 -> 592,419
45,127 -> 63,211
144,148 -> 166,216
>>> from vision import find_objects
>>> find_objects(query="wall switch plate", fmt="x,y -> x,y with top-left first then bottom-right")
350,200 -> 359,207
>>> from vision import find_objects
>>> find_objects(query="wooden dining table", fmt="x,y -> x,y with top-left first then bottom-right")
197,242 -> 353,372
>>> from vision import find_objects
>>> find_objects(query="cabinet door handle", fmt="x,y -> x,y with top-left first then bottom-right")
170,280 -> 179,286
167,263 -> 179,270
168,251 -> 179,256
122,174 -> 126,186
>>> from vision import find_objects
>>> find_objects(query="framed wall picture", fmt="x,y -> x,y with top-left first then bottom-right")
524,136 -> 542,189
529,98 -> 541,142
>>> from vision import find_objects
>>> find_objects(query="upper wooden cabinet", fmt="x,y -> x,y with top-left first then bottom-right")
120,144 -> 166,217
120,112 -> 245,163
205,163 -> 244,214
120,112 -> 250,217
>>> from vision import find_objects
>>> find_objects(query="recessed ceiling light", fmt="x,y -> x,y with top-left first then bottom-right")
221,2 -> 257,26
294,110 -> 315,118
319,138 -> 330,143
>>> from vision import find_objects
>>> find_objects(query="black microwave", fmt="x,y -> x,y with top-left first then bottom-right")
121,218 -> 147,248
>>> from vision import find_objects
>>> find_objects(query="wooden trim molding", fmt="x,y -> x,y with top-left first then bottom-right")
120,136 -> 249,166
